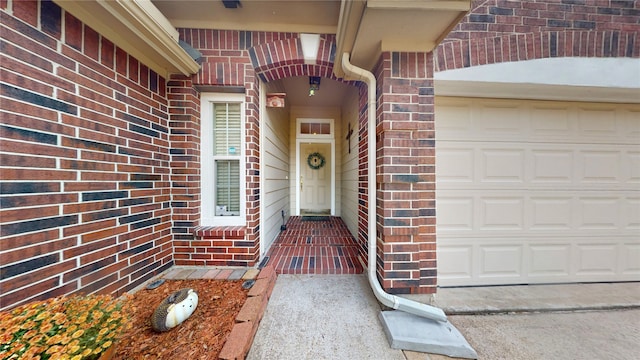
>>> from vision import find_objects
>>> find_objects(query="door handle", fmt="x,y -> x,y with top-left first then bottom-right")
300,175 -> 303,191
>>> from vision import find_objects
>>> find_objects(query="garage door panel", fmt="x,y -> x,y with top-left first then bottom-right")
439,191 -> 638,236
437,197 -> 474,231
438,246 -> 473,281
532,150 -> 573,184
480,197 -> 524,230
578,197 -> 620,230
438,98 -> 636,144
436,97 -> 640,286
479,245 -> 523,279
578,150 -> 621,183
530,197 -> 572,230
531,105 -> 572,135
477,102 -> 525,136
437,148 -> 474,182
621,243 -> 640,275
575,244 -> 618,276
626,151 -> 640,183
528,244 -> 571,277
438,143 -> 635,190
577,107 -> 620,138
481,149 -> 525,183
624,198 -> 640,229
622,109 -> 640,141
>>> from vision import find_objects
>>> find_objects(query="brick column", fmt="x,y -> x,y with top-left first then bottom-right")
374,52 -> 437,295
167,74 -> 202,264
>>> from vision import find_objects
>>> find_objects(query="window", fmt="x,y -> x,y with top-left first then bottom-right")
201,93 -> 245,226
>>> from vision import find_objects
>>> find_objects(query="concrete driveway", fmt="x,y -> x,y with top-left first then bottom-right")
248,275 -> 640,360
418,309 -> 639,360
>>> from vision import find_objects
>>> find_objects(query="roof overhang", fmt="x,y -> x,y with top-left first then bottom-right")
54,0 -> 471,79
334,0 -> 471,77
54,0 -> 200,78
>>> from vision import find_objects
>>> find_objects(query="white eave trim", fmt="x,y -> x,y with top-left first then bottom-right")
54,0 -> 200,78
435,57 -> 640,104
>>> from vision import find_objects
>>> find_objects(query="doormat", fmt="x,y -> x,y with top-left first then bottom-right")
301,216 -> 330,222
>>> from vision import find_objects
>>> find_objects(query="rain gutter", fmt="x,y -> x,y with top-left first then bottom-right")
341,53 -> 447,323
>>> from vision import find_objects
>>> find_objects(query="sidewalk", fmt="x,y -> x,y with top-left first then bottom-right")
247,274 -> 640,360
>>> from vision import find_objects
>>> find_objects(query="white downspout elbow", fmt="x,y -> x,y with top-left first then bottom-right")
341,53 -> 447,323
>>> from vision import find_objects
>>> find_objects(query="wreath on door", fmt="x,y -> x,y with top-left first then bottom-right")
307,152 -> 326,170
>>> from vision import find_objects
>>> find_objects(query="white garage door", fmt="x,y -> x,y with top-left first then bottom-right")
436,97 -> 640,286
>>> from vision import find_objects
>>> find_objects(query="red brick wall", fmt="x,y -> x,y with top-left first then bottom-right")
373,52 -> 437,295
172,31 -> 354,266
1,0 -> 173,310
437,0 -> 640,71
170,29 -> 266,267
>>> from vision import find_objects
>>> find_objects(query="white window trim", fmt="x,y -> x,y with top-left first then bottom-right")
201,93 -> 246,226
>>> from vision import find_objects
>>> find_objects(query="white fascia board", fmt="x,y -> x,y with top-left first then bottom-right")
55,0 -> 200,78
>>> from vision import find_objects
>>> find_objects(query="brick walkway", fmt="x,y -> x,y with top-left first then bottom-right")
265,216 -> 364,275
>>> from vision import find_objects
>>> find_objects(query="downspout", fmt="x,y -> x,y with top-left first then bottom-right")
341,53 -> 447,323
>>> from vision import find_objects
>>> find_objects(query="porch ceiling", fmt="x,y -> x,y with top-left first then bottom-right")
56,0 -> 471,77
152,0 -> 342,34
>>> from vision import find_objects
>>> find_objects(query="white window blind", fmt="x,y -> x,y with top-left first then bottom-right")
213,103 -> 241,216
215,160 -> 240,214
214,103 -> 241,156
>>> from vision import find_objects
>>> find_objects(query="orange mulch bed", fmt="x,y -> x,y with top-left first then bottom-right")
113,279 -> 248,359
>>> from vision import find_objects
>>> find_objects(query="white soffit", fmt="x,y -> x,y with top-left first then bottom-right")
435,58 -> 640,103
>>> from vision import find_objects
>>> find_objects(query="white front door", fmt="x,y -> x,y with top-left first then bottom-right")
299,143 -> 331,215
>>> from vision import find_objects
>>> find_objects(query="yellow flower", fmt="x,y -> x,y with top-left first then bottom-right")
98,328 -> 109,336
47,334 -> 62,345
92,310 -> 104,319
51,312 -> 66,324
69,344 -> 80,354
23,329 -> 38,339
71,329 -> 84,339
21,320 -> 36,329
59,334 -> 71,345
46,345 -> 64,354
101,340 -> 112,349
40,322 -> 54,333
70,355 -> 82,360
35,311 -> 49,321
82,348 -> 93,356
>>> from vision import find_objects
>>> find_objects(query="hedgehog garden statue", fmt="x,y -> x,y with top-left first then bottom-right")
151,288 -> 199,332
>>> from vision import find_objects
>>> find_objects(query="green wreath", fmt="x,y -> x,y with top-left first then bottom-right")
307,152 -> 326,170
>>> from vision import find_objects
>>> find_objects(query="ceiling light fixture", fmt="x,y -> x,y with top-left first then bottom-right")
309,76 -> 321,96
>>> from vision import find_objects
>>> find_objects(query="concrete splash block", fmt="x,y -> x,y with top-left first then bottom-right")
379,310 -> 478,359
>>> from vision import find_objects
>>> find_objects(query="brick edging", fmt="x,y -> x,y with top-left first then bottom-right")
219,266 -> 277,360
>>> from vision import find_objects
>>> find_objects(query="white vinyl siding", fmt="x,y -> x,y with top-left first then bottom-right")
260,83 -> 291,255
201,94 -> 245,226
